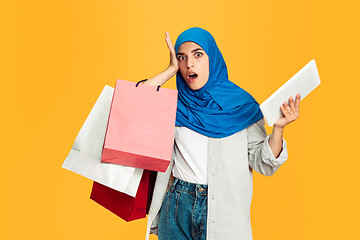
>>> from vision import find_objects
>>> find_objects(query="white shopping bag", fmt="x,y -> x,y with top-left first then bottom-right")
62,85 -> 143,197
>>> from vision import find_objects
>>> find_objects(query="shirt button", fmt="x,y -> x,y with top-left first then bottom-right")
199,187 -> 204,192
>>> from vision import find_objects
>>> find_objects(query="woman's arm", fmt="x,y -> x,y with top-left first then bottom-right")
143,32 -> 179,87
247,118 -> 288,176
268,126 -> 284,158
143,66 -> 178,87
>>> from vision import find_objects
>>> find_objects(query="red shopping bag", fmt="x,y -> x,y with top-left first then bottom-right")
90,170 -> 157,222
101,79 -> 177,172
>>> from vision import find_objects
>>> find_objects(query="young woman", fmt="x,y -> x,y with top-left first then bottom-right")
143,27 -> 300,240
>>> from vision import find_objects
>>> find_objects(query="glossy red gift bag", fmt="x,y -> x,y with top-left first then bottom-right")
90,170 -> 157,222
100,79 -> 177,172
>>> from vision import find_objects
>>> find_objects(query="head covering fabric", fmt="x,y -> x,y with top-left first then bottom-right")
174,27 -> 263,138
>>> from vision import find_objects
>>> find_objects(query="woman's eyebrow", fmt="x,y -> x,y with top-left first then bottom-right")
176,48 -> 204,55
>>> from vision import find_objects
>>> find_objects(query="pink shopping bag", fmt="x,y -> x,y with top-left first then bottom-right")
101,79 -> 177,172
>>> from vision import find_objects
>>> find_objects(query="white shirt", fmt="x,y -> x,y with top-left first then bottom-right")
146,118 -> 288,240
172,126 -> 208,184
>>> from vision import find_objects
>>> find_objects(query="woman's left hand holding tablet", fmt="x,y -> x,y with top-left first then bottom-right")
274,93 -> 301,129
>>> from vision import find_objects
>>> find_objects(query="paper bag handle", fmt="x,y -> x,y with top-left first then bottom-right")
136,79 -> 161,92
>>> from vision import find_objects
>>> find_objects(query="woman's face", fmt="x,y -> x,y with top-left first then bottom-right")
176,41 -> 209,90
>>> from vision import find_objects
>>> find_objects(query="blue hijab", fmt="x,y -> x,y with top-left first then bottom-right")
174,27 -> 263,138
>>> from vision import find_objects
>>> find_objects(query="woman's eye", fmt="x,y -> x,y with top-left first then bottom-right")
177,56 -> 186,61
195,52 -> 203,57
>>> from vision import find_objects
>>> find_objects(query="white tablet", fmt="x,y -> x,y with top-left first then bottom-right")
260,59 -> 321,126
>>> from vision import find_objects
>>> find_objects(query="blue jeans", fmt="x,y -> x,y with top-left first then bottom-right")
158,177 -> 208,240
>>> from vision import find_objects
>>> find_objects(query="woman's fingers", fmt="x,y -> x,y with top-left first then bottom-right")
289,96 -> 296,110
165,32 -> 176,58
288,94 -> 301,114
164,32 -> 178,70
278,94 -> 301,127
280,104 -> 289,117
295,93 -> 301,113
165,32 -> 175,53
164,32 -> 171,48
283,100 -> 294,117
283,96 -> 299,120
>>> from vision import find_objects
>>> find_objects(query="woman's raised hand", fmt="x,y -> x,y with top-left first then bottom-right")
165,32 -> 179,72
274,93 -> 301,128
142,32 -> 178,86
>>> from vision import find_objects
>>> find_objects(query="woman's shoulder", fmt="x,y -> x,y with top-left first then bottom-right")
246,117 -> 265,128
223,118 -> 265,140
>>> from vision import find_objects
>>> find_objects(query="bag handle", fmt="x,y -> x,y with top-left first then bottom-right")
136,79 -> 161,92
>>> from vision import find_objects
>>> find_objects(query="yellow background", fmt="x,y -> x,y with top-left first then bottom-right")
1,0 -> 359,239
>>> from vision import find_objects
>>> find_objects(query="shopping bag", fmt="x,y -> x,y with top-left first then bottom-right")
146,170 -> 157,214
90,169 -> 157,222
101,79 -> 178,172
62,85 -> 143,197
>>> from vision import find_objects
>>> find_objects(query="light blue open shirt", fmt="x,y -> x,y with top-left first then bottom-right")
145,118 -> 288,240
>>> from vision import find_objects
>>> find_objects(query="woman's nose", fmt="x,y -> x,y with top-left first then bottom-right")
186,58 -> 195,68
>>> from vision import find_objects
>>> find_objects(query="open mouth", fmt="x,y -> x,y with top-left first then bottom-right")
188,73 -> 198,82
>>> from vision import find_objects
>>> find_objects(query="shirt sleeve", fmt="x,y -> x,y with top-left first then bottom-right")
247,118 -> 288,176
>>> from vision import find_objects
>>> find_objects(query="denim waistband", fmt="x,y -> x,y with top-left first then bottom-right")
170,177 -> 208,196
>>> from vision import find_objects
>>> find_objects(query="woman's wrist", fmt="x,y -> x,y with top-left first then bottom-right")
167,65 -> 178,76
144,66 -> 177,87
273,124 -> 284,132
268,125 -> 285,158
